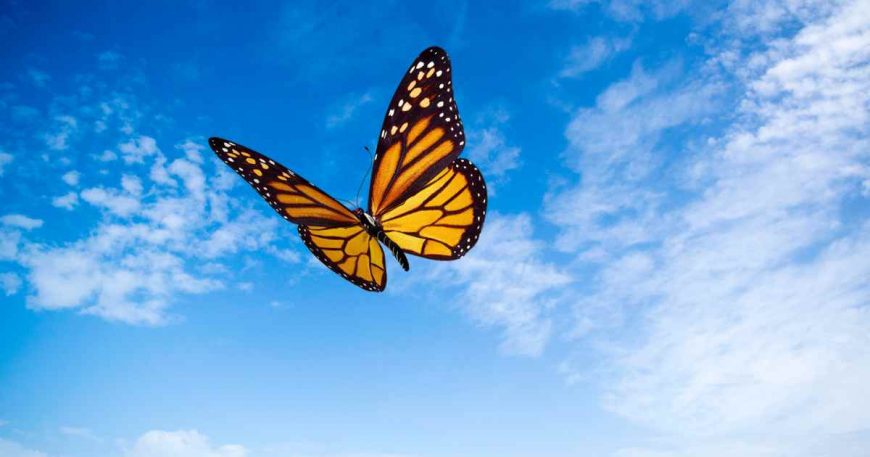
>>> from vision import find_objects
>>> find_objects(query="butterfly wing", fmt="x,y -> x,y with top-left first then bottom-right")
379,158 -> 486,259
210,137 -> 385,291
298,225 -> 387,291
368,46 -> 466,217
209,137 -> 358,227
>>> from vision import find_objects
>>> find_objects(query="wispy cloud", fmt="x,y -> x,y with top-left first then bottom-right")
466,106 -> 522,186
97,51 -> 121,70
51,192 -> 79,210
0,272 -> 21,295
59,426 -> 102,443
80,176 -> 143,217
428,214 -> 571,356
61,170 -> 80,186
548,0 -> 870,454
0,438 -> 47,457
1,214 -> 44,230
559,35 -> 632,78
96,149 -> 118,162
325,91 -> 374,129
124,430 -> 246,457
545,59 -> 721,253
43,115 -> 78,151
549,0 -> 693,22
0,151 -> 12,175
119,135 -> 160,164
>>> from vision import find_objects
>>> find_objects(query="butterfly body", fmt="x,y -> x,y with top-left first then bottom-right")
352,207 -> 410,272
209,46 -> 486,291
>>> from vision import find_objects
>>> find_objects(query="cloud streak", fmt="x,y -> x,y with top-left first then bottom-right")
559,35 -> 632,78
549,0 -> 870,454
124,430 -> 246,457
429,214 -> 571,356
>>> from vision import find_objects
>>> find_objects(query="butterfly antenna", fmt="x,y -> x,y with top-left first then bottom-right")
354,146 -> 374,208
338,197 -> 357,209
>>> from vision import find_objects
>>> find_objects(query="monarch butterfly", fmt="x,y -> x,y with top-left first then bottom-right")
208,46 -> 487,291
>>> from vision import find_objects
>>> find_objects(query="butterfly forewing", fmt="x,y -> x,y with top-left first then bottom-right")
209,137 -> 358,228
380,158 -> 486,259
368,46 -> 466,217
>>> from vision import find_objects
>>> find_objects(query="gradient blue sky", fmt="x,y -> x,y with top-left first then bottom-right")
1,1 -> 869,456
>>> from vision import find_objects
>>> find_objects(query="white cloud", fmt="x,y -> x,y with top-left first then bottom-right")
98,51 -> 122,70
545,60 -> 720,252
52,192 -> 79,210
548,0 -> 595,11
723,0 -> 840,38
0,151 -> 13,176
326,91 -> 374,129
603,232 -> 870,433
549,0 -> 870,454
60,425 -> 102,442
548,0 -> 693,22
0,230 -> 22,261
81,184 -> 142,218
559,35 -> 632,78
21,237 -> 220,323
97,149 -> 118,162
428,214 -> 571,356
20,147 -> 286,324
466,107 -> 521,185
177,139 -> 206,163
43,115 -> 78,151
0,438 -> 47,457
62,170 -> 80,186
149,154 -> 176,187
1,272 -> 21,295
125,430 -> 246,457
120,135 -> 160,164
259,441 -> 421,457
563,60 -> 717,169
1,214 -> 44,230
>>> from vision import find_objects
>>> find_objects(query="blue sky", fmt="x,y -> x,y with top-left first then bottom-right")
1,1 -> 868,456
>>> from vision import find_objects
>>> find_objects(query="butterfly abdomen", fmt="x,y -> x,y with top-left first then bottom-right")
355,208 -> 410,271
376,230 -> 410,271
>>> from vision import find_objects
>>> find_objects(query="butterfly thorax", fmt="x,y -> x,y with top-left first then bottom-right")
352,208 -> 380,235
354,208 -> 410,271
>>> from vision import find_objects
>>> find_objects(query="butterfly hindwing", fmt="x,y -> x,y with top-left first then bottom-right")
298,225 -> 387,292
209,137 -> 358,228
368,46 -> 466,217
380,158 -> 486,259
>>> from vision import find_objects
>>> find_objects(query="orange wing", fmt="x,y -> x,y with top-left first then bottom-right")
298,225 -> 387,291
379,159 -> 486,259
209,137 -> 358,228
368,46 -> 466,217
